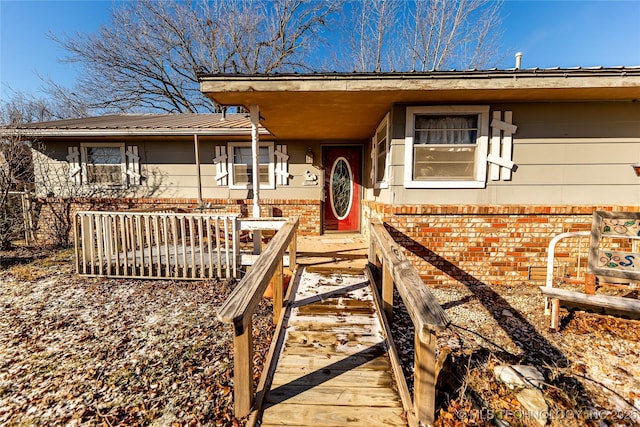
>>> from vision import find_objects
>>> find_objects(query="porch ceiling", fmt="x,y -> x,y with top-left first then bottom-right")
199,70 -> 640,141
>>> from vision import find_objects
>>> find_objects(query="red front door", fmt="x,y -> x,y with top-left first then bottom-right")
323,146 -> 361,232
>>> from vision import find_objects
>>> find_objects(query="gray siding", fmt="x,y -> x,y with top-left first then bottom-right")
34,138 -> 324,201
32,101 -> 640,207
378,102 -> 640,205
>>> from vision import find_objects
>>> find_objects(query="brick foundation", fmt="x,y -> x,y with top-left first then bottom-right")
35,197 -> 322,245
364,201 -> 640,286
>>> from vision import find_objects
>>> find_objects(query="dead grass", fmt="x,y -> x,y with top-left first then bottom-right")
2,247 -> 639,426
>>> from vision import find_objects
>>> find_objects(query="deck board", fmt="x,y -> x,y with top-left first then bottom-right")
257,269 -> 407,426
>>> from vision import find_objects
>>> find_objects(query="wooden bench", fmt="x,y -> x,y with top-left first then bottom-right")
540,211 -> 640,329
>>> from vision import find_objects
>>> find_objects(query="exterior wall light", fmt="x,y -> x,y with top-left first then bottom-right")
633,163 -> 640,176
306,147 -> 314,164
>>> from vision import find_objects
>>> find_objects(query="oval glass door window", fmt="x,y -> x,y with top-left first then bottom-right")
330,157 -> 353,220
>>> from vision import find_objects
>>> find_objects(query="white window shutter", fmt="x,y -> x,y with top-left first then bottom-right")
370,138 -> 376,183
125,146 -> 141,185
500,111 -> 515,180
214,145 -> 228,186
66,146 -> 82,185
275,144 -> 290,186
488,111 -> 517,181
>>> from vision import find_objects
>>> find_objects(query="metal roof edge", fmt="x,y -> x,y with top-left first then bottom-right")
2,128 -> 271,138
198,67 -> 640,81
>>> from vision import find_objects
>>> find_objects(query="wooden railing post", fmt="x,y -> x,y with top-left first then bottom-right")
368,238 -> 377,264
288,232 -> 297,268
414,329 -> 437,426
368,223 -> 382,269
233,323 -> 254,418
382,263 -> 394,319
273,259 -> 284,322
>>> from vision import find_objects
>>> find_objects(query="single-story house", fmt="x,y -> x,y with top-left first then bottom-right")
10,67 -> 640,285
12,113 -> 327,235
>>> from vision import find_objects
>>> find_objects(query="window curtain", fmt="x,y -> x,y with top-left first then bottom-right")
415,116 -> 476,144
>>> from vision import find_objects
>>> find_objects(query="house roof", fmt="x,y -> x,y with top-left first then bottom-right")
199,67 -> 640,140
7,113 -> 269,137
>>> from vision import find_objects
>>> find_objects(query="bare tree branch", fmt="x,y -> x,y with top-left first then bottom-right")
49,0 -> 335,115
335,0 -> 503,72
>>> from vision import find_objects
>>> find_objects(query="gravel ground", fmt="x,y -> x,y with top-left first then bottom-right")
391,275 -> 640,427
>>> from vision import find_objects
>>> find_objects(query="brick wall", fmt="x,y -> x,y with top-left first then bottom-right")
35,197 -> 321,245
364,201 -> 640,286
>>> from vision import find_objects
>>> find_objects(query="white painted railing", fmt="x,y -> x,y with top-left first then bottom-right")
74,211 -> 240,280
74,211 -> 292,280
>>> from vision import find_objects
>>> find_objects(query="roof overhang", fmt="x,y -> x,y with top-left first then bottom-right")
2,113 -> 269,139
7,128 -> 269,138
199,69 -> 640,140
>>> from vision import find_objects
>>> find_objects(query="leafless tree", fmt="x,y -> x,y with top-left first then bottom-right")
403,0 -> 503,71
0,90 -> 88,124
0,133 -> 33,249
334,0 -> 403,72
333,0 -> 503,72
51,0 -> 336,114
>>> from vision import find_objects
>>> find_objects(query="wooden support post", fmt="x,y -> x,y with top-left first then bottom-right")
273,259 -> 284,322
233,324 -> 254,418
414,329 -> 437,426
550,298 -> 561,330
288,232 -> 297,268
382,263 -> 394,320
368,236 -> 377,265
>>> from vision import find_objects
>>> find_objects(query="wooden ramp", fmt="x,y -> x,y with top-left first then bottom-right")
254,268 -> 407,426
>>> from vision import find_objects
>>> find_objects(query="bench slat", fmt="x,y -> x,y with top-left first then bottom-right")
539,286 -> 640,314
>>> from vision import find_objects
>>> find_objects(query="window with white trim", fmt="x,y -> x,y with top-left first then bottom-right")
80,143 -> 126,186
404,106 -> 489,188
228,142 -> 275,189
373,113 -> 390,188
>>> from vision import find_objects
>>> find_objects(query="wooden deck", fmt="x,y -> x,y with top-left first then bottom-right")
256,268 -> 407,426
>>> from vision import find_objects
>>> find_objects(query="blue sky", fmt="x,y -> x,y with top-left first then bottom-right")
1,0 -> 640,100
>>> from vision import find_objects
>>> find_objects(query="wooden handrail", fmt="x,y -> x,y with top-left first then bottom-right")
217,216 -> 298,331
215,216 -> 299,418
369,219 -> 450,334
369,218 -> 450,426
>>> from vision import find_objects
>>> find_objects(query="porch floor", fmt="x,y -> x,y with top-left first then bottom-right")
296,233 -> 369,274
